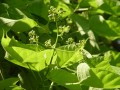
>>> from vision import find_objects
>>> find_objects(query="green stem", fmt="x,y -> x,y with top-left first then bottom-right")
74,3 -> 80,12
53,21 -> 59,48
50,21 -> 59,63
49,82 -> 54,90
0,69 -> 4,80
45,21 -> 59,76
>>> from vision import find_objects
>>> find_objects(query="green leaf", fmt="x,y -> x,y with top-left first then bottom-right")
5,0 -> 29,9
62,0 -> 70,4
34,24 -> 50,34
99,3 -> 114,14
0,17 -> 37,32
50,0 -> 72,18
77,62 -> 103,87
1,36 -> 53,71
78,0 -> 90,7
56,43 -> 85,68
12,18 -> 37,32
71,14 -> 89,35
89,15 -> 118,39
26,0 -> 49,20
18,70 -> 50,90
47,68 -> 81,90
98,0 -> 120,15
91,68 -> 120,88
7,7 -> 27,19
0,3 -> 9,15
89,0 -> 104,8
0,78 -> 18,90
78,58 -> 120,88
106,17 -> 120,36
12,86 -> 25,90
110,51 -> 120,67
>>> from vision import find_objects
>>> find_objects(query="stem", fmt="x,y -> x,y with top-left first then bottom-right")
53,21 -> 59,48
45,21 -> 59,76
49,82 -> 54,90
74,3 -> 80,12
0,69 -> 4,80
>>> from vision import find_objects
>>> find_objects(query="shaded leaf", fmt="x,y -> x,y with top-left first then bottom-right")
0,78 -> 18,90
89,15 -> 118,39
26,0 -> 49,20
47,68 -> 81,90
71,14 -> 89,35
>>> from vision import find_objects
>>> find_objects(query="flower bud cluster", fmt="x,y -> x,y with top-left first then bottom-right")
66,38 -> 86,49
66,37 -> 74,44
48,6 -> 65,21
58,25 -> 70,36
44,39 -> 52,48
28,30 -> 39,44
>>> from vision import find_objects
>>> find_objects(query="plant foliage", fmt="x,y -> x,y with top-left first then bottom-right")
0,0 -> 120,90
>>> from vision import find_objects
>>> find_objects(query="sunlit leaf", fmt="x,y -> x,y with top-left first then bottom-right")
0,17 -> 37,32
1,36 -> 53,71
56,41 -> 86,67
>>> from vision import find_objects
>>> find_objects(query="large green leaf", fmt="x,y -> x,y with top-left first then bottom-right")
77,59 -> 120,88
7,7 -> 27,19
89,15 -> 118,39
56,42 -> 85,68
0,17 -> 37,32
26,0 -> 49,20
0,78 -> 18,90
77,62 -> 103,87
99,0 -> 120,15
47,68 -> 81,90
5,0 -> 29,9
18,70 -> 50,90
1,36 -> 53,71
91,68 -> 120,88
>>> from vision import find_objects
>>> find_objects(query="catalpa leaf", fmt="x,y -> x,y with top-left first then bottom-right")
1,36 -> 54,71
89,15 -> 118,39
0,17 -> 37,32
47,68 -> 81,90
56,40 -> 86,68
79,59 -> 120,88
0,78 -> 18,90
